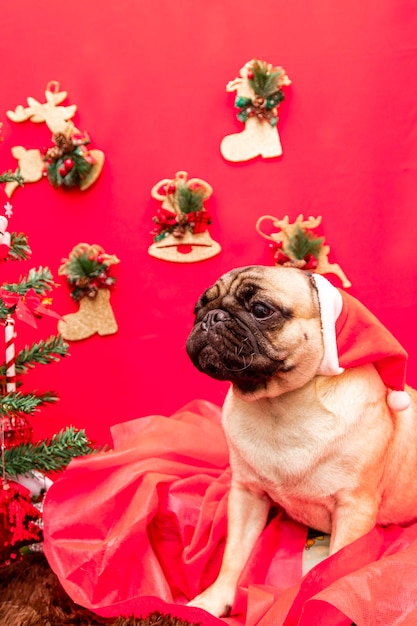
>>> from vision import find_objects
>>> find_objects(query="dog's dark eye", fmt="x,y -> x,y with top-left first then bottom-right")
251,302 -> 274,319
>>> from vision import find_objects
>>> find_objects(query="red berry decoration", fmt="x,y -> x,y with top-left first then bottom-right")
58,165 -> 67,176
64,158 -> 75,171
275,250 -> 291,265
269,240 -> 283,251
304,253 -> 318,269
166,183 -> 176,194
247,69 -> 254,79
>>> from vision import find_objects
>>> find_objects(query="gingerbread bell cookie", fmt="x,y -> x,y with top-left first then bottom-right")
57,244 -> 119,341
149,171 -> 221,263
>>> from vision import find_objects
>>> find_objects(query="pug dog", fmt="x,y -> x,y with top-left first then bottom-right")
185,265 -> 417,618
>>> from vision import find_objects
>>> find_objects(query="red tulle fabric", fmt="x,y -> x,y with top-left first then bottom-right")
43,400 -> 417,625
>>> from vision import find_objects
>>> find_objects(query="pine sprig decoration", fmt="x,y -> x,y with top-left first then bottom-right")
7,233 -> 32,262
43,131 -> 95,189
234,60 -> 290,128
47,151 -> 93,189
248,59 -> 286,99
58,243 -> 120,301
0,169 -> 24,186
286,225 -> 324,260
0,299 -> 9,318
3,427 -> 99,477
63,252 -> 115,301
66,251 -> 103,280
176,184 -> 205,214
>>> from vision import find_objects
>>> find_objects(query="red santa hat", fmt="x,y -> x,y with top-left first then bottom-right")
312,274 -> 410,412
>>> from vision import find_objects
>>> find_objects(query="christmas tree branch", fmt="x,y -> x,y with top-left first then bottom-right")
4,427 -> 99,477
2,266 -> 57,296
0,335 -> 69,377
0,391 -> 57,415
7,232 -> 32,262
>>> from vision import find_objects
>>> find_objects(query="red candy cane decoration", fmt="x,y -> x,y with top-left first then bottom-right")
5,314 -> 16,393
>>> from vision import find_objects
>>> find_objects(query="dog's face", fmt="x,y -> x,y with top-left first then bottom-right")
186,265 -> 325,400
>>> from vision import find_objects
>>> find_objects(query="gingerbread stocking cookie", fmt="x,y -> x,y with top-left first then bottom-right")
58,244 -> 119,341
221,59 -> 291,162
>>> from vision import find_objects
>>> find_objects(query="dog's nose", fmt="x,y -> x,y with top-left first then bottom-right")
201,309 -> 229,330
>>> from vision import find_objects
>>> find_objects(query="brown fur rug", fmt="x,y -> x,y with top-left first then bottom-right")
0,552 -> 200,626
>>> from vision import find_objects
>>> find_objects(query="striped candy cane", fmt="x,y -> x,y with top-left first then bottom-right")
5,314 -> 16,393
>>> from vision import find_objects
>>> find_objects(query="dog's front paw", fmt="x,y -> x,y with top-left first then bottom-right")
187,583 -> 235,618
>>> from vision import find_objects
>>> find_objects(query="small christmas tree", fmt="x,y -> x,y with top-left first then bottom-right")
0,168 -> 97,567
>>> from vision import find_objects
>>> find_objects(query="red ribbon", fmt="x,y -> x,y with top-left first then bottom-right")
154,207 -> 178,228
0,288 -> 61,328
154,207 -> 211,234
189,210 -> 212,233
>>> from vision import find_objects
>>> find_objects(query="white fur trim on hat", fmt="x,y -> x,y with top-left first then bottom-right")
387,389 -> 411,412
311,274 -> 345,376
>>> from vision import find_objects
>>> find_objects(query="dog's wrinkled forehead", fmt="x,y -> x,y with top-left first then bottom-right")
195,265 -> 316,315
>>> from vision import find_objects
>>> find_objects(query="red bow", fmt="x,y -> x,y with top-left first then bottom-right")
154,207 -> 178,228
154,207 -> 212,233
0,288 -> 61,328
188,210 -> 212,233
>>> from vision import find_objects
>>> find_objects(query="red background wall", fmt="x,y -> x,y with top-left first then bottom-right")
1,0 -> 417,446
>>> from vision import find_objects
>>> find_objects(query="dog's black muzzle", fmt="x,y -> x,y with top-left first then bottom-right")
186,308 -> 279,391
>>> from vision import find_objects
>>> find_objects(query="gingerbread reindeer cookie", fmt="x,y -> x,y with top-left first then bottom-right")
6,81 -> 105,195
256,214 -> 352,288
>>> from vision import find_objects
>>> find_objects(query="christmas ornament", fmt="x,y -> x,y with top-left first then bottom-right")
221,59 -> 291,162
0,480 -> 42,567
256,214 -> 352,288
41,129 -> 104,190
5,81 -> 104,196
58,243 -> 119,341
149,171 -> 221,263
1,412 -> 33,448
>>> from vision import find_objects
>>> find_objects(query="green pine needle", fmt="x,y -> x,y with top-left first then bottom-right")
47,152 -> 93,189
0,299 -> 9,318
176,184 -> 205,214
0,391 -> 55,415
69,254 -> 101,279
4,427 -> 99,477
1,266 -> 56,296
7,232 -> 32,262
249,60 -> 285,99
0,169 -> 24,186
13,335 -> 69,375
287,226 -> 324,260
